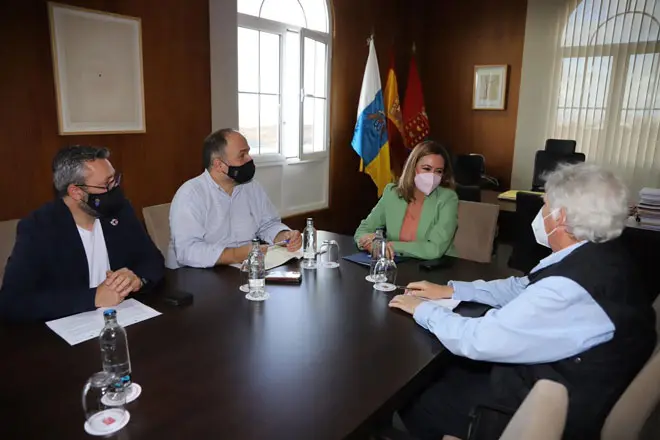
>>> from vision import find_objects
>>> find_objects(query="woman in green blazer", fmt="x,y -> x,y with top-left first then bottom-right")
354,141 -> 458,260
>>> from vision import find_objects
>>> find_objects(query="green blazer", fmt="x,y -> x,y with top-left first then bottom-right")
354,183 -> 458,259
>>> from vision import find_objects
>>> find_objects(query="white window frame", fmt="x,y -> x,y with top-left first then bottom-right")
237,5 -> 331,166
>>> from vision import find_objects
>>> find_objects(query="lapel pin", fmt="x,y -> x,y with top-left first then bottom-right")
110,219 -> 119,226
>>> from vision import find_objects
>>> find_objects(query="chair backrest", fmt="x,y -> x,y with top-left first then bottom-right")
507,192 -> 551,273
601,348 -> 660,440
454,201 -> 499,263
0,219 -> 20,286
142,203 -> 171,258
531,151 -> 586,191
544,139 -> 577,155
499,379 -> 569,440
454,154 -> 485,186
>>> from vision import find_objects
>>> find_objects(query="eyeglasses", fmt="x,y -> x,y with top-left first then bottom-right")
77,173 -> 122,192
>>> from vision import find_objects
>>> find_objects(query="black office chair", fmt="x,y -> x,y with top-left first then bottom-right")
545,139 -> 576,155
508,192 -> 551,273
454,154 -> 500,190
531,151 -> 586,191
455,184 -> 482,202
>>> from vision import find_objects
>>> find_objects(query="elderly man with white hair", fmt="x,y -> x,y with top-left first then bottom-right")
388,163 -> 657,440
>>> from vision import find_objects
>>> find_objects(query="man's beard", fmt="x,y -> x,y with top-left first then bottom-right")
79,199 -> 101,218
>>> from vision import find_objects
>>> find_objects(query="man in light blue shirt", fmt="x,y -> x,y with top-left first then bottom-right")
388,163 -> 656,440
167,129 -> 302,269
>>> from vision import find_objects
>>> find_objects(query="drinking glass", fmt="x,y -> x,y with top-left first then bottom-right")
240,259 -> 249,293
372,257 -> 397,292
319,240 -> 340,268
82,371 -> 129,436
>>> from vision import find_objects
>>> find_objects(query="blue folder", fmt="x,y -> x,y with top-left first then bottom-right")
342,252 -> 408,267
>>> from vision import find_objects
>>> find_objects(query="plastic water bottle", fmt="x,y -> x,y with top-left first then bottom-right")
302,218 -> 317,269
247,238 -> 266,300
99,309 -> 132,383
369,228 -> 386,279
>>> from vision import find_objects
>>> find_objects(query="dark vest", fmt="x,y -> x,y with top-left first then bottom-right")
490,238 -> 656,439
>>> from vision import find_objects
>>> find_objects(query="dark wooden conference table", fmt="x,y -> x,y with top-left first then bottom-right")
0,232 -> 518,440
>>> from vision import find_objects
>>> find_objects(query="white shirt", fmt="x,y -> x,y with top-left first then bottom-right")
77,219 -> 111,288
167,171 -> 289,269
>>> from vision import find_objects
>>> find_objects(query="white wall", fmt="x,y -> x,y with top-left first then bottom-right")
510,0 -> 570,190
208,0 -> 330,218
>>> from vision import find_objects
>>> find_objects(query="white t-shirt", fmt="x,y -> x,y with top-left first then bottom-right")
77,219 -> 111,288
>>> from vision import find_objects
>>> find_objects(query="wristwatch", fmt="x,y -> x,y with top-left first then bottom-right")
139,277 -> 148,289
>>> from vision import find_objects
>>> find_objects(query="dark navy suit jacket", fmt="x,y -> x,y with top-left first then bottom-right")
0,199 -> 165,322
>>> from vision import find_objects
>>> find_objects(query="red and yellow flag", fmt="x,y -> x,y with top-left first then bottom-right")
383,54 -> 407,178
402,45 -> 430,149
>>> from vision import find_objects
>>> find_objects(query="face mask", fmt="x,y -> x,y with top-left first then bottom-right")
414,172 -> 442,196
531,208 -> 558,248
84,186 -> 126,218
223,159 -> 255,184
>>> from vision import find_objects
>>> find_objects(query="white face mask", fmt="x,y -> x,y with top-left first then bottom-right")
531,208 -> 558,248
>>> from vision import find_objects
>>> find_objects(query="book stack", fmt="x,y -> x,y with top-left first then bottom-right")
636,188 -> 660,231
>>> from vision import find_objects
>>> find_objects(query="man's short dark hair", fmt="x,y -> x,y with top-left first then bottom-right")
202,128 -> 236,170
52,145 -> 110,197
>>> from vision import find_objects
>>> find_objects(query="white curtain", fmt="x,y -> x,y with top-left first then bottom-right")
513,0 -> 660,195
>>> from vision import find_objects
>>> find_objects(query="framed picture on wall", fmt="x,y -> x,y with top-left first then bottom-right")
472,65 -> 508,111
48,2 -> 146,135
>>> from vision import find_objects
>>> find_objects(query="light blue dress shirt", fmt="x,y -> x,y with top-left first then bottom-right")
166,171 -> 289,269
413,241 -> 616,364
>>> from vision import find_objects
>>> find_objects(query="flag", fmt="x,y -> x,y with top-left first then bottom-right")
383,53 -> 408,178
402,45 -> 430,149
351,38 -> 392,196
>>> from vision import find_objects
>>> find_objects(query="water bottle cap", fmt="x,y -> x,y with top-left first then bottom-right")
103,309 -> 117,317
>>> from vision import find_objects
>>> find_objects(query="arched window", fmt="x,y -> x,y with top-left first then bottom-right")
553,0 -> 660,190
237,0 -> 331,159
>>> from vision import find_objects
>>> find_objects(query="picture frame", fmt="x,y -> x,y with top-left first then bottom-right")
472,65 -> 508,111
48,2 -> 146,135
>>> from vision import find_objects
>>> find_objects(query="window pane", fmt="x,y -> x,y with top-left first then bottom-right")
299,0 -> 329,33
303,37 -> 315,95
239,93 -> 260,152
302,98 -> 313,153
313,98 -> 326,152
238,0 -> 263,16
238,28 -> 259,93
259,32 -> 280,94
623,54 -> 659,110
558,56 -> 611,108
283,31 -> 301,158
260,0 -> 306,27
260,95 -> 280,154
314,41 -> 327,98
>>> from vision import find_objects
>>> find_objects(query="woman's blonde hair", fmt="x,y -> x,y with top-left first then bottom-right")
396,140 -> 455,203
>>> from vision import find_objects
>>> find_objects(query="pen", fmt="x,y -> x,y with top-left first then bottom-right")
268,239 -> 290,248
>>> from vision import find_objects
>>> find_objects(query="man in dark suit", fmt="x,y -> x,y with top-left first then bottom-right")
0,146 -> 165,322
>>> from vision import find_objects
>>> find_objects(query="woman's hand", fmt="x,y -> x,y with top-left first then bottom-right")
405,281 -> 454,300
358,233 -> 376,250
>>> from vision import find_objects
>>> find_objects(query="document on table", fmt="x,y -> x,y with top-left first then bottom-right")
46,299 -> 161,346
424,298 -> 460,311
230,247 -> 303,271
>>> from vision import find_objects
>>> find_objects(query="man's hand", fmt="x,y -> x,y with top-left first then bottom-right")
276,230 -> 302,252
95,283 -> 124,308
388,294 -> 424,315
406,281 -> 454,300
105,268 -> 142,297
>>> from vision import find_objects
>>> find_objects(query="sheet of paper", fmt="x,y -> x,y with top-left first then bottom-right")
425,298 -> 461,311
45,299 -> 161,346
230,247 -> 303,271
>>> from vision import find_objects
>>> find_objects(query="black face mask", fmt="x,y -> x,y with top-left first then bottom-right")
224,159 -> 255,184
85,186 -> 126,218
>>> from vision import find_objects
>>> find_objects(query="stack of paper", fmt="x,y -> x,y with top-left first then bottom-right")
636,188 -> 660,231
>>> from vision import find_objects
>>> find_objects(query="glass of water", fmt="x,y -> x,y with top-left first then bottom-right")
372,257 -> 397,292
240,259 -> 249,293
319,240 -> 340,268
